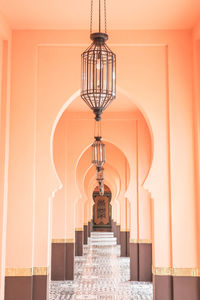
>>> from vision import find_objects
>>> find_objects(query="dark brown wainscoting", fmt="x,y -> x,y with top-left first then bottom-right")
65,243 -> 74,280
173,276 -> 200,300
130,242 -> 152,282
153,274 -> 200,300
139,243 -> 152,281
116,225 -> 121,245
127,231 -> 130,257
51,243 -> 65,280
120,231 -> 128,257
113,221 -> 117,238
5,276 -> 32,300
75,230 -> 83,256
87,222 -> 91,237
111,220 -> 116,237
153,275 -> 173,300
32,275 -> 48,300
89,221 -> 93,234
130,243 -> 139,281
84,225 -> 88,244
51,242 -> 74,281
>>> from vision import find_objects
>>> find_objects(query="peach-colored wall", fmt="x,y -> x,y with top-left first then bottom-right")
168,31 -> 196,269
52,118 -> 66,239
0,13 -> 11,300
4,29 -> 198,281
193,20 -> 200,268
6,31 -> 36,270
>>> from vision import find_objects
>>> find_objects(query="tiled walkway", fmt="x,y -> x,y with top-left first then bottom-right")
50,232 -> 153,300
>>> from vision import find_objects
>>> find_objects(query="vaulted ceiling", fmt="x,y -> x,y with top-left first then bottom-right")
0,0 -> 200,30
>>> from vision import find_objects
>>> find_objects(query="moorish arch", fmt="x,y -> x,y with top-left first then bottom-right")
75,140 -> 131,226
51,86 -> 154,281
50,88 -> 153,199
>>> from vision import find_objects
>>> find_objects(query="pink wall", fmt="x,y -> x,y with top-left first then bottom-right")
193,21 -> 200,268
3,28 -> 199,283
0,12 -> 11,300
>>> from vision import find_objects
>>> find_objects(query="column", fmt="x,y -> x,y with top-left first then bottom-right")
75,200 -> 84,256
5,34 -> 35,300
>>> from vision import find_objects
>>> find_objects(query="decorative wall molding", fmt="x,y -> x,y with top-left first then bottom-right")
5,267 -> 48,277
153,266 -> 200,277
5,268 -> 32,277
75,228 -> 83,231
52,238 -> 75,243
33,267 -> 48,276
130,239 -> 152,244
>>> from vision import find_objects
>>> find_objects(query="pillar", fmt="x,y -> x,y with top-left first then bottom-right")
153,33 -> 200,300
4,33 -> 36,300
83,224 -> 88,245
51,116 -> 75,281
0,35 -> 11,300
130,119 -> 153,282
83,202 -> 88,244
75,200 -> 84,256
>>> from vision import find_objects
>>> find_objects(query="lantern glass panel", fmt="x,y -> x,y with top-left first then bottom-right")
92,138 -> 105,168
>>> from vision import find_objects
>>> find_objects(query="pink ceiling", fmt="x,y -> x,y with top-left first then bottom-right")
0,0 -> 200,30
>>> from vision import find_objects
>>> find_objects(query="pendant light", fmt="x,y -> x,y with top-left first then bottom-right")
96,167 -> 104,183
91,120 -> 106,168
99,181 -> 104,196
81,0 -> 116,121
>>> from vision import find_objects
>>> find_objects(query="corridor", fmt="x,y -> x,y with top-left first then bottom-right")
50,232 -> 153,300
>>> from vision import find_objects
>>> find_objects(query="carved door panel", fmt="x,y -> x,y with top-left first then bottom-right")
94,196 -> 109,225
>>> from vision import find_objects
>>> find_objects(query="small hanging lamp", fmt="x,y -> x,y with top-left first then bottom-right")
99,181 -> 104,196
81,0 -> 116,121
92,137 -> 106,168
96,167 -> 104,183
91,120 -> 106,168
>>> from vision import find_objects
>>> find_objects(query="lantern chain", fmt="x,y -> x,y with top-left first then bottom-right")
90,0 -> 107,34
94,119 -> 102,137
104,0 -> 107,34
99,0 -> 101,32
90,0 -> 93,34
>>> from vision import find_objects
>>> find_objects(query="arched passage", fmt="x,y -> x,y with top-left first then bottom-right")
51,88 -> 153,282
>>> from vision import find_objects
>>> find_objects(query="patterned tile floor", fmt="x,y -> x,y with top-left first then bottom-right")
50,241 -> 153,300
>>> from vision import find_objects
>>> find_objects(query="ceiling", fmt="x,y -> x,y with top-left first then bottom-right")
0,0 -> 200,30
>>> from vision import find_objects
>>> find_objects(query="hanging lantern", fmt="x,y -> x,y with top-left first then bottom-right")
99,181 -> 104,196
81,0 -> 116,121
96,167 -> 104,183
92,136 -> 105,168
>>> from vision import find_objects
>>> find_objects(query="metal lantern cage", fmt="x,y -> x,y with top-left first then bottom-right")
96,167 -> 104,183
81,33 -> 116,121
92,136 -> 106,168
99,181 -> 104,196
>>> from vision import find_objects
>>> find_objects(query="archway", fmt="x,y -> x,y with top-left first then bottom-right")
51,87 -> 153,285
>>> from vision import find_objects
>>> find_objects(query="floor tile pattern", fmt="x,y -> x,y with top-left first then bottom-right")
50,233 -> 153,300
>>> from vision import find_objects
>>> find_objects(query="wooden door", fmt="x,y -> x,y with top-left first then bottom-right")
94,196 -> 109,225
